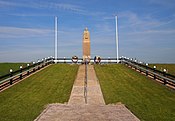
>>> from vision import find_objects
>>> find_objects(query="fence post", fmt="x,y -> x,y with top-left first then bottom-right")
146,63 -> 148,76
20,66 -> 23,79
153,66 -> 156,80
140,68 -> 142,73
139,62 -> 142,73
45,59 -> 48,66
163,69 -> 167,85
33,62 -> 36,72
108,57 -> 111,64
27,64 -> 30,75
10,69 -> 13,85
64,57 -> 66,63
45,58 -> 48,66
41,59 -> 44,68
37,60 -> 40,70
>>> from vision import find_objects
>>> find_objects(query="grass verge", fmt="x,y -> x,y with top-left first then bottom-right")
0,64 -> 78,121
95,64 -> 175,121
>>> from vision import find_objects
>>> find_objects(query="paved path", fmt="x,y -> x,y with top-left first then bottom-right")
68,65 -> 105,105
35,104 -> 139,121
35,65 -> 140,121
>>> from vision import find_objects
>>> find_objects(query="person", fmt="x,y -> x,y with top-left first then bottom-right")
94,56 -> 97,64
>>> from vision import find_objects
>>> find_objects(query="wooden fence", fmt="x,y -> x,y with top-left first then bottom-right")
122,58 -> 175,89
0,59 -> 53,91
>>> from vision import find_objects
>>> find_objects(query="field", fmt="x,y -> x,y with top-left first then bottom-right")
0,63 -> 27,76
149,64 -> 175,76
95,64 -> 175,121
0,64 -> 78,121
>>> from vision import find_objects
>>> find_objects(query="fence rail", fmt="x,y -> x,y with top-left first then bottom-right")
1,56 -> 174,91
0,59 -> 53,91
122,59 -> 175,89
122,59 -> 175,80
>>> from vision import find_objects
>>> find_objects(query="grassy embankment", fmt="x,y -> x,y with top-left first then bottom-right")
0,64 -> 78,121
149,64 -> 175,76
95,64 -> 175,121
0,63 -> 27,76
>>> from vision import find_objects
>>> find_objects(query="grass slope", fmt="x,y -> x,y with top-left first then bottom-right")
95,64 -> 175,121
0,63 -> 27,76
149,64 -> 175,76
0,64 -> 78,121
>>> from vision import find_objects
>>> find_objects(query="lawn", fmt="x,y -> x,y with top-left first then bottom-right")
95,64 -> 175,121
0,63 -> 27,76
0,64 -> 78,121
149,64 -> 175,76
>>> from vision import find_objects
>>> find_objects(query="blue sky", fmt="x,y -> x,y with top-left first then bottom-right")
0,0 -> 175,63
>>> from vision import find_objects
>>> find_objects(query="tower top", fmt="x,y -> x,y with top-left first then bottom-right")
85,27 -> 88,31
83,27 -> 90,61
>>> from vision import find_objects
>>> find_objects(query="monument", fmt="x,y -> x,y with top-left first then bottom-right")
83,27 -> 91,62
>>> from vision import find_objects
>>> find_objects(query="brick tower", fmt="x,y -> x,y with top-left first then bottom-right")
83,27 -> 91,62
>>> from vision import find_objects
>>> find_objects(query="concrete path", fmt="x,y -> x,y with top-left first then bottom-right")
35,65 -> 140,121
68,65 -> 105,105
35,104 -> 139,121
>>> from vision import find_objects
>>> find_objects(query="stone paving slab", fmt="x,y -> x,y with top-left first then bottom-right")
35,104 -> 140,121
86,65 -> 105,105
68,65 -> 105,105
71,86 -> 84,96
68,65 -> 86,105
87,86 -> 102,94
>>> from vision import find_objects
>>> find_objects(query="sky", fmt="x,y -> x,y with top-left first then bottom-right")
0,0 -> 175,63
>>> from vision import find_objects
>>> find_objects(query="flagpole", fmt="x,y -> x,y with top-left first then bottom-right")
115,16 -> 119,63
55,16 -> 58,61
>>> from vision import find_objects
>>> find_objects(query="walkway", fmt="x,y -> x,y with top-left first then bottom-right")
35,65 -> 140,121
68,65 -> 105,105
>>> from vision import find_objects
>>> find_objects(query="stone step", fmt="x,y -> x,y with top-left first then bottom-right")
35,104 -> 140,121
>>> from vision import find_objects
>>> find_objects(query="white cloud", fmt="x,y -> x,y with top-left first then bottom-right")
115,11 -> 175,63
28,2 -> 86,14
0,26 -> 53,39
0,0 -> 85,13
0,0 -> 19,7
0,0 -> 105,16
52,3 -> 85,13
147,0 -> 175,8
118,11 -> 175,33
0,48 -> 53,62
126,29 -> 175,35
118,11 -> 161,30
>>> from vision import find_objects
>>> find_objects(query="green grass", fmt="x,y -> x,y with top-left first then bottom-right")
0,63 -> 27,76
149,64 -> 175,76
95,64 -> 175,121
0,64 -> 78,121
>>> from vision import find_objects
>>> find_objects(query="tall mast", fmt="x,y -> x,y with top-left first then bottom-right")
55,16 -> 58,60
115,16 -> 119,63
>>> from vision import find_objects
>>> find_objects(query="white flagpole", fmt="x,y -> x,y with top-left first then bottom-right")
55,16 -> 58,60
115,16 -> 119,63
